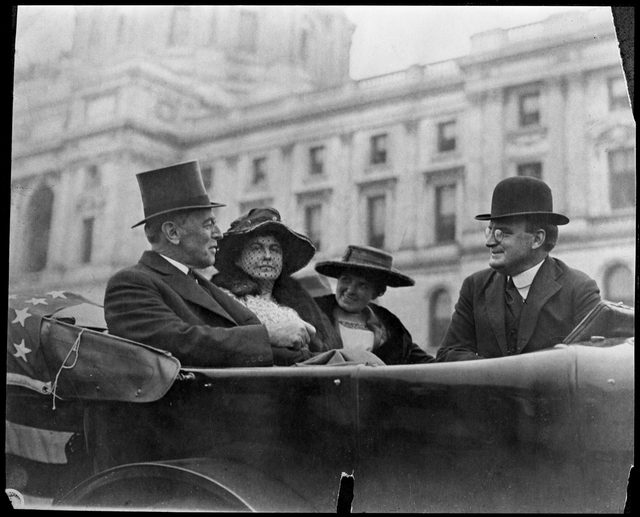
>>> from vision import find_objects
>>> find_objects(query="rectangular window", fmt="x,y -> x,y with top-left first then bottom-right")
437,121 -> 456,153
81,217 -> 94,264
251,157 -> 267,185
239,10 -> 258,53
608,148 -> 635,209
208,12 -> 218,46
519,91 -> 540,127
201,166 -> 214,191
309,146 -> 325,175
370,134 -> 387,165
435,184 -> 456,243
168,6 -> 190,47
608,76 -> 628,111
304,204 -> 323,251
367,195 -> 386,249
517,162 -> 543,180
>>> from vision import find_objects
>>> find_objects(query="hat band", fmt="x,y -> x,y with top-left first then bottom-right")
344,248 -> 393,269
143,194 -> 213,218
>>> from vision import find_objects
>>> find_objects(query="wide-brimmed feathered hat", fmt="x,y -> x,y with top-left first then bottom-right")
475,176 -> 569,225
132,160 -> 225,228
315,245 -> 415,288
215,207 -> 316,276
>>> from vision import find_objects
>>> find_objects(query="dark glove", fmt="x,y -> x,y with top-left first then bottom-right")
271,346 -> 312,366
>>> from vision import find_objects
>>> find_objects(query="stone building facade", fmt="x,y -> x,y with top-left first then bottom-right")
10,6 -> 635,354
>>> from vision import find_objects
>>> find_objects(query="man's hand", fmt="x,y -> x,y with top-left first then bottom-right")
265,320 -> 316,350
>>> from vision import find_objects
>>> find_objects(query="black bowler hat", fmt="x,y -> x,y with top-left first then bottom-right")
215,207 -> 316,276
475,176 -> 569,225
132,160 -> 225,228
315,245 -> 415,288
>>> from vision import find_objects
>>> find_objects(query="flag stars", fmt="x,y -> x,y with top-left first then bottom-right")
13,339 -> 32,362
12,307 -> 32,327
46,291 -> 67,299
25,297 -> 48,306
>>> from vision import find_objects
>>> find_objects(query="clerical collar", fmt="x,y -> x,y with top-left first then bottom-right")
511,259 -> 545,290
159,253 -> 189,275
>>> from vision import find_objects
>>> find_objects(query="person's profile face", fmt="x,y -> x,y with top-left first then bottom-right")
335,272 -> 377,313
175,209 -> 221,269
236,234 -> 284,281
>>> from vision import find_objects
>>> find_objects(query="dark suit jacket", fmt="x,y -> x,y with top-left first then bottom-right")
436,256 -> 601,362
104,251 -> 273,368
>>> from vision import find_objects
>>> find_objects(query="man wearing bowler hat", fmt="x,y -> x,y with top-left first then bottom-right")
436,176 -> 601,362
104,160 -> 315,367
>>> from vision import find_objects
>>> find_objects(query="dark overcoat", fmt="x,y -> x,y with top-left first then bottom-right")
314,295 -> 434,365
436,256 -> 601,362
104,250 -> 275,367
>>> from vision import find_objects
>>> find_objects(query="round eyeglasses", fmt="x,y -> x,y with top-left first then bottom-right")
484,227 -> 505,243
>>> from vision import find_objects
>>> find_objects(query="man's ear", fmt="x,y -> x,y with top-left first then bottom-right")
531,229 -> 546,250
161,221 -> 182,245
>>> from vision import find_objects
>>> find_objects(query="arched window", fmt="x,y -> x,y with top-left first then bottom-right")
430,289 -> 452,351
25,185 -> 54,272
604,264 -> 635,307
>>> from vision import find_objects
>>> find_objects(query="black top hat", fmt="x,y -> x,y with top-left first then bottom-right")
132,160 -> 225,228
475,176 -> 569,225
215,207 -> 316,276
315,245 -> 415,288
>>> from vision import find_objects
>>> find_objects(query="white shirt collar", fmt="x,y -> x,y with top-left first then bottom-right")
159,254 -> 190,275
511,259 -> 545,290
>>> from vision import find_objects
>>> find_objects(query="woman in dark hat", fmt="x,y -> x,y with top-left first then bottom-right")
314,245 -> 434,365
212,207 -> 342,356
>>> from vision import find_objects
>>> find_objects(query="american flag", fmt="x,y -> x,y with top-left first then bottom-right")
7,291 -> 102,395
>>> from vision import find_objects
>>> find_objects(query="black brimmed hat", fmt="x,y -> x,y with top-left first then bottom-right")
132,160 -> 225,228
475,176 -> 569,225
315,245 -> 415,288
215,207 -> 316,276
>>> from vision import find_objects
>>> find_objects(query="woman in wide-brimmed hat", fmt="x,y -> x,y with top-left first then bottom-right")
212,207 -> 342,359
314,245 -> 434,365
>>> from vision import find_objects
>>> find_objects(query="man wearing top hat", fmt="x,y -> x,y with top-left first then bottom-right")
436,176 -> 601,362
104,160 -> 316,367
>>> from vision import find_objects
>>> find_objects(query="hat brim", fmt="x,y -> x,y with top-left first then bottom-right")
315,261 -> 415,288
475,211 -> 569,225
132,202 -> 226,228
215,221 -> 316,276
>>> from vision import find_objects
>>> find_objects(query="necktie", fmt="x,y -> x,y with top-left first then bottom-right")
505,277 -> 524,319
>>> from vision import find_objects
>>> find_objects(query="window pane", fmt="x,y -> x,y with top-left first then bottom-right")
201,166 -> 214,191
517,162 -> 542,180
168,6 -> 190,46
609,76 -> 628,110
367,195 -> 386,249
305,204 -> 322,251
370,134 -> 387,165
82,217 -> 94,264
430,290 -> 452,350
239,10 -> 258,52
309,146 -> 325,175
608,148 -> 635,209
605,265 -> 634,307
252,158 -> 267,185
436,184 -> 456,243
519,92 -> 540,126
438,121 -> 456,152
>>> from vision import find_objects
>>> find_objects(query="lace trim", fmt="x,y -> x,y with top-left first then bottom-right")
339,320 -> 368,330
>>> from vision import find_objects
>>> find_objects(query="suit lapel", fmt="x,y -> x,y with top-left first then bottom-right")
484,273 -> 509,356
140,251 -> 240,325
517,257 -> 561,352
